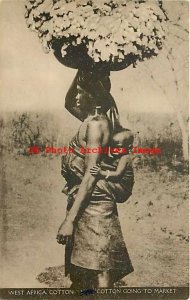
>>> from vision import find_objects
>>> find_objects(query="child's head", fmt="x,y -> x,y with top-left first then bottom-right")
112,127 -> 134,151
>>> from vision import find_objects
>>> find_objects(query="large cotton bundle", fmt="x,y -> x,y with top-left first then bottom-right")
25,0 -> 167,70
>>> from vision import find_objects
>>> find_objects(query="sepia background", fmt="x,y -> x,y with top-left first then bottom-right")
0,0 -> 189,288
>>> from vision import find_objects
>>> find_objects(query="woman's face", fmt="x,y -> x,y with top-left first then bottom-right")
76,85 -> 90,110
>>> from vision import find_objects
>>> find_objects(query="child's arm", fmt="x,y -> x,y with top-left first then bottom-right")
90,155 -> 131,182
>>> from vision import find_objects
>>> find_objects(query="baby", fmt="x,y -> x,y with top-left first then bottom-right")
90,127 -> 134,183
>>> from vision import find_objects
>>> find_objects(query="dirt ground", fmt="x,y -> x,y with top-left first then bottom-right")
0,153 -> 189,288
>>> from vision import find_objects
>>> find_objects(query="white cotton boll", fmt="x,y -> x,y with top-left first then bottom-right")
93,53 -> 100,62
76,37 -> 82,44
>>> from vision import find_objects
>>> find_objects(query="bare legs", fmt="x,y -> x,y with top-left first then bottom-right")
70,268 -> 113,288
97,271 -> 113,287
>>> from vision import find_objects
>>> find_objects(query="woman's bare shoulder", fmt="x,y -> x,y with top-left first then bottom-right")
86,116 -> 110,145
88,115 -> 110,131
89,114 -> 109,124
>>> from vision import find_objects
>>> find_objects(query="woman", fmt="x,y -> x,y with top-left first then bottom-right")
57,70 -> 134,288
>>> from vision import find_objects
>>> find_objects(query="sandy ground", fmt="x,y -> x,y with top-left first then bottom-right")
0,153 -> 189,288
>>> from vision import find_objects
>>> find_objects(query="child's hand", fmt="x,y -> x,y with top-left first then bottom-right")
90,165 -> 101,177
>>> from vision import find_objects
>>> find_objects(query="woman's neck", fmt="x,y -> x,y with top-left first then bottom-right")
87,106 -> 104,117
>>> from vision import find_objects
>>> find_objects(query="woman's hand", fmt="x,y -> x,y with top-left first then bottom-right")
56,219 -> 74,245
90,164 -> 101,178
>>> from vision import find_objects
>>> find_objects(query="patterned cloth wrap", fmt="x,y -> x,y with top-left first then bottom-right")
61,133 -> 134,283
62,135 -> 134,204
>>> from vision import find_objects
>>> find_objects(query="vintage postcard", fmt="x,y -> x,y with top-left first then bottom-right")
0,0 -> 189,299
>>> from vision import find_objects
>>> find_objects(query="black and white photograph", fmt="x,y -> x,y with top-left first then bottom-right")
0,0 -> 189,299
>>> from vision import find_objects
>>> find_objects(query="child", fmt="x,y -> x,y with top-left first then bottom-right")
90,126 -> 134,202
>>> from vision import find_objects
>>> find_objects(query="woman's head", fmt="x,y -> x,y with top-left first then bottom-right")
76,85 -> 98,112
76,70 -> 114,114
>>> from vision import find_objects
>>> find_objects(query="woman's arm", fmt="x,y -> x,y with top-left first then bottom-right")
57,118 -> 110,240
67,119 -> 109,221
